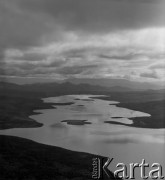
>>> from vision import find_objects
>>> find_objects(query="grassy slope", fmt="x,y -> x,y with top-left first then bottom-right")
92,91 -> 165,103
116,100 -> 165,128
0,94 -> 56,130
0,135 -> 119,180
95,91 -> 165,129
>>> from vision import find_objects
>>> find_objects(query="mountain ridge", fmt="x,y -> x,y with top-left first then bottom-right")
66,78 -> 165,90
0,80 -> 165,95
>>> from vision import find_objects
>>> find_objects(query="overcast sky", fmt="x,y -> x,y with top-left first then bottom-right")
0,0 -> 165,84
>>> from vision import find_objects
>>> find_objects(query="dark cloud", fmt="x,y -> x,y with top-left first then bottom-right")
150,63 -> 165,70
0,0 -> 61,49
18,0 -> 165,33
0,66 -> 26,76
62,49 -> 87,59
13,53 -> 47,62
56,65 -> 99,75
0,0 -> 165,83
140,71 -> 159,79
1,62 -> 99,77
0,68 -> 6,76
13,63 -> 36,71
0,67 -> 56,77
98,53 -> 138,61
63,46 -> 149,62
0,0 -> 164,51
98,51 -> 165,65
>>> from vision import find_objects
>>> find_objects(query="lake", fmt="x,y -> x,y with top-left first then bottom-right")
0,95 -> 165,179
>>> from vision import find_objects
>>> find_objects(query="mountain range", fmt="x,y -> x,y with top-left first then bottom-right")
0,78 -> 165,96
65,78 -> 165,90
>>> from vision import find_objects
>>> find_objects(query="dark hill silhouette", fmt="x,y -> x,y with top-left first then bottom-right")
66,78 -> 165,90
0,135 -> 121,180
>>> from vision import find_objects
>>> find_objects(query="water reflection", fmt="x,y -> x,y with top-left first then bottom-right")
0,95 -> 164,179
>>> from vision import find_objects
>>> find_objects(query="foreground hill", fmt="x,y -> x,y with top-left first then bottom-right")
0,135 -> 120,180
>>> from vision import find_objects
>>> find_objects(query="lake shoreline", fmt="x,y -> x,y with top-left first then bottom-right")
0,95 -> 57,130
115,101 -> 165,129
92,94 -> 165,129
0,92 -> 164,179
0,135 -> 120,180
1,93 -> 165,130
0,94 -> 125,179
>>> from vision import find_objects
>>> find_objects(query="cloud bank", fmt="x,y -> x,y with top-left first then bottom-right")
0,0 -> 165,84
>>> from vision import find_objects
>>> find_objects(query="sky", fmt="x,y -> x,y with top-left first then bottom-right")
0,0 -> 165,84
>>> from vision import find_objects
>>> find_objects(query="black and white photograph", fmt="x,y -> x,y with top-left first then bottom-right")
0,0 -> 165,179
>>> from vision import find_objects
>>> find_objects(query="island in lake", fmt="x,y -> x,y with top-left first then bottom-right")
0,82 -> 164,180
62,119 -> 92,125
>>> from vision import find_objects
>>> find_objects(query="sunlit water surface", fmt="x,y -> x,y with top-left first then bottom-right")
0,95 -> 165,179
